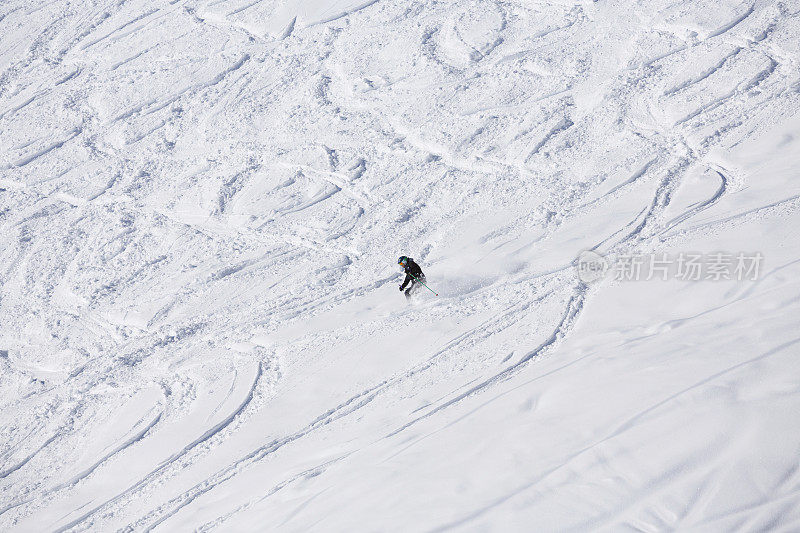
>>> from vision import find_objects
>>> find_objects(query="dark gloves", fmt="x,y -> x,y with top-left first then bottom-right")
399,285 -> 404,291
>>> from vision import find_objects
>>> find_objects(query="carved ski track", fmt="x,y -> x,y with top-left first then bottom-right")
194,453 -> 353,532
740,55 -> 778,92
49,364 -> 263,533
137,365 -> 430,527
110,53 -> 251,124
673,87 -> 739,127
3,0 -> 799,529
280,16 -> 297,39
633,4 -> 754,72
110,48 -> 148,70
493,19 -> 578,66
84,2 -> 191,51
0,18 -> 64,99
0,87 -> 47,121
226,0 -> 263,18
115,287 -> 555,529
524,116 -> 574,161
596,154 -> 693,250
0,408 -> 164,516
678,193 -> 800,235
583,157 -> 658,209
79,8 -> 161,50
662,167 -> 728,233
0,433 -> 59,482
216,164 -> 259,214
431,336 -> 800,533
285,163 -> 376,207
7,126 -> 83,168
622,44 -> 786,242
128,384 -> 386,531
54,66 -> 82,86
452,8 -> 506,64
622,177 -> 676,244
385,285 -> 586,438
673,55 -> 777,127
706,4 -> 755,40
0,6 -> 22,25
107,24 -> 196,72
609,53 -> 786,245
304,0 -> 381,27
663,47 -> 742,97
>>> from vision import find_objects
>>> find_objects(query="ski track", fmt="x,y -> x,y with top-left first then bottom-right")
129,386 -> 386,531
79,8 -> 161,51
48,364 -> 263,533
108,279 -> 566,529
385,284 -> 586,439
662,47 -> 742,97
431,336 -> 800,532
8,127 -> 83,168
194,453 -> 353,532
1,0 -> 799,530
524,115 -> 574,161
0,433 -> 59,482
706,4 -> 755,40
0,406 -> 165,516
662,167 -> 728,233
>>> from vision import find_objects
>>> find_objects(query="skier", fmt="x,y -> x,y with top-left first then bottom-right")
398,256 -> 426,299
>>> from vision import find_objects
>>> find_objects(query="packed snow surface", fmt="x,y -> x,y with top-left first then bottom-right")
1,0 -> 800,531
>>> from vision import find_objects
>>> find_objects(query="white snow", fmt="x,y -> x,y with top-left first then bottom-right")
1,0 -> 800,531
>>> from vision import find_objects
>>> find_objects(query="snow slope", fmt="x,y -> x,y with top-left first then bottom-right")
1,0 -> 799,530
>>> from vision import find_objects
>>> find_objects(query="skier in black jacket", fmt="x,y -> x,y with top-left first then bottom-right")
398,256 -> 425,298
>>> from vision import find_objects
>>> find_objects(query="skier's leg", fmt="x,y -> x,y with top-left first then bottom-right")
405,280 -> 416,299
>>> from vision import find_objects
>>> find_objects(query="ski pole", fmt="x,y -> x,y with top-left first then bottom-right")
408,272 -> 438,296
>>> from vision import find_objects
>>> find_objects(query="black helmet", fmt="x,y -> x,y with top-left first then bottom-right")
398,256 -> 409,266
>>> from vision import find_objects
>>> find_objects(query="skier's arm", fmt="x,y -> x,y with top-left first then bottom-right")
400,273 -> 412,290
